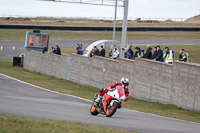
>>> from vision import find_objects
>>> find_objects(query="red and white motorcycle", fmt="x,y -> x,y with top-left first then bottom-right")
90,85 -> 126,117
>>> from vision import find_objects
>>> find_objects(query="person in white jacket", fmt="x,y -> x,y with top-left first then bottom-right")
163,47 -> 174,64
109,45 -> 119,59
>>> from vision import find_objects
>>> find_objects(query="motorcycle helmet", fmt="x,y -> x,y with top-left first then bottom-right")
121,77 -> 129,87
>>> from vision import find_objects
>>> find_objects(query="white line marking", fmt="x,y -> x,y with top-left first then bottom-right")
0,73 -> 92,103
1,73 -> 200,125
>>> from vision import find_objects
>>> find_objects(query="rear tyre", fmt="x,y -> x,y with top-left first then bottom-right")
90,103 -> 99,115
105,101 -> 118,117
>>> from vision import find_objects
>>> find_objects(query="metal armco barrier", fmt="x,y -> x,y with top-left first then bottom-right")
0,24 -> 200,31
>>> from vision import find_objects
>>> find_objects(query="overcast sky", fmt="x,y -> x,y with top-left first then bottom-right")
0,0 -> 199,19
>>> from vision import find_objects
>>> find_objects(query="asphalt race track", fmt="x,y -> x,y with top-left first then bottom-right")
0,40 -> 200,58
0,74 -> 200,133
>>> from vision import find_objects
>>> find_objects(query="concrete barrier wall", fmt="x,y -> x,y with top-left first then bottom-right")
24,51 -> 200,111
24,51 -> 70,80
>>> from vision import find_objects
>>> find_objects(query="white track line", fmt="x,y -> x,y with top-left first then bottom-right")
1,73 -> 200,125
0,73 -> 92,103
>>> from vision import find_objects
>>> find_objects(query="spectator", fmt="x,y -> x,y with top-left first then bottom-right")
125,45 -> 134,59
99,45 -> 105,57
55,44 -> 61,55
152,46 -> 157,59
51,47 -> 56,54
29,37 -> 34,46
163,47 -> 174,64
79,44 -> 83,55
42,45 -> 47,53
76,43 -> 81,55
92,46 -> 100,57
109,45 -> 119,59
153,45 -> 164,62
144,45 -> 152,59
179,49 -> 189,62
134,47 -> 144,58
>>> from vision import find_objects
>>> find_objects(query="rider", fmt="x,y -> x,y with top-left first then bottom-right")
95,77 -> 129,108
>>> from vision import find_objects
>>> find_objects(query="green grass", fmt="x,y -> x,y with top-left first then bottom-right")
0,29 -> 200,41
0,114 -> 138,133
0,58 -> 200,123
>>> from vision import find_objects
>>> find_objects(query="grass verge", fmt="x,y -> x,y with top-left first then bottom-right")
0,29 -> 200,41
0,58 -> 200,123
0,114 -> 138,133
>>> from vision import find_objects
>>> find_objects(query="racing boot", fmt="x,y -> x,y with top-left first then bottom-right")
94,94 -> 102,107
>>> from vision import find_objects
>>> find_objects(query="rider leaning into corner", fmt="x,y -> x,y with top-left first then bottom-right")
95,77 -> 129,108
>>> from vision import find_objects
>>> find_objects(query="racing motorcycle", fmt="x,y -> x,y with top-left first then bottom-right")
90,85 -> 126,117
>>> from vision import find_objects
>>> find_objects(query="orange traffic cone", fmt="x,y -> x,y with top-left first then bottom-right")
0,46 -> 3,51
13,46 -> 15,51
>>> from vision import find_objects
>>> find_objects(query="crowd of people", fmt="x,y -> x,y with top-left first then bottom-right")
90,45 -> 119,59
76,43 -> 189,63
123,45 -> 189,64
51,44 -> 61,55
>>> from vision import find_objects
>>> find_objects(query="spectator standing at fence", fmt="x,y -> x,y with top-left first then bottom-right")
42,44 -> 47,53
152,46 -> 157,59
79,44 -> 83,55
76,44 -> 81,55
163,47 -> 174,64
110,45 -> 119,59
125,45 -> 134,59
92,46 -> 100,57
144,45 -> 152,59
179,49 -> 189,62
122,45 -> 128,58
134,47 -> 144,58
99,45 -> 105,57
153,45 -> 164,62
55,44 -> 61,55
51,47 -> 56,54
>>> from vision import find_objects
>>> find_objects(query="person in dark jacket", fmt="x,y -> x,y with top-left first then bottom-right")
76,43 -> 81,55
51,47 -> 56,54
153,45 -> 163,62
152,46 -> 157,59
179,49 -> 189,62
99,45 -> 105,57
126,45 -> 134,59
55,44 -> 61,55
144,45 -> 152,59
92,46 -> 100,57
122,45 -> 134,59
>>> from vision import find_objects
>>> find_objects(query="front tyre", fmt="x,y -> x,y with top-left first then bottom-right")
90,103 -> 99,115
105,101 -> 118,117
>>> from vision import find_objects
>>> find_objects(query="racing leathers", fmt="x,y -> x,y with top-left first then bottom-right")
96,82 -> 129,108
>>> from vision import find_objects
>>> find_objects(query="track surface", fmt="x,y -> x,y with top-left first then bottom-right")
0,74 -> 200,133
0,40 -> 200,58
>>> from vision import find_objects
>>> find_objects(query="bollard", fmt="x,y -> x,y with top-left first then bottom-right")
13,46 -> 15,51
0,46 -> 3,51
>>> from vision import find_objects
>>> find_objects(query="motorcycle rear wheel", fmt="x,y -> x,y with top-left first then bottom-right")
105,101 -> 118,117
90,103 -> 99,115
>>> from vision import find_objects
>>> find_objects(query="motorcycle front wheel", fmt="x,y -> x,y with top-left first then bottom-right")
90,102 -> 99,115
105,101 -> 118,117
